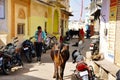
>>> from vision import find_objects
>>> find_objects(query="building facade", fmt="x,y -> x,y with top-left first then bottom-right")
90,0 -> 120,79
0,0 -> 72,46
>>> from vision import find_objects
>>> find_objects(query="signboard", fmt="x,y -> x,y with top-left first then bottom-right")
110,0 -> 117,21
108,21 -> 116,57
109,6 -> 117,21
110,0 -> 117,6
108,0 -> 117,57
115,0 -> 120,65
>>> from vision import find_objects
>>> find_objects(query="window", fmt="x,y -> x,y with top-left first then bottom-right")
45,22 -> 47,33
0,0 -> 5,19
17,23 -> 25,34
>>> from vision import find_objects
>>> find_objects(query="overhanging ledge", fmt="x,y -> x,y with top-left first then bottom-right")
61,9 -> 73,16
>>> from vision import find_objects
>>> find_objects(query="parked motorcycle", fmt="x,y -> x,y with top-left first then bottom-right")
71,50 -> 96,80
21,36 -> 36,63
42,35 -> 57,53
0,46 -> 4,70
89,38 -> 99,55
0,37 -> 23,75
0,46 -> 11,75
42,37 -> 51,53
71,41 -> 96,80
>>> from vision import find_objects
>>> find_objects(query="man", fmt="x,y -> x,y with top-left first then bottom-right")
34,26 -> 46,62
85,24 -> 90,39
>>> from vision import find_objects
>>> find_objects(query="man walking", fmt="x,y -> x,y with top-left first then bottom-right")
34,26 -> 46,62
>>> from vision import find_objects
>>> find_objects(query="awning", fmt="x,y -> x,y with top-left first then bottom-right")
61,9 -> 73,16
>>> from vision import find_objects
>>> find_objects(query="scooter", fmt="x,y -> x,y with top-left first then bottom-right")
21,36 -> 36,63
0,37 -> 23,75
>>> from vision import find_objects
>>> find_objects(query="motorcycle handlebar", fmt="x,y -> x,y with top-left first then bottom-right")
29,36 -> 35,40
13,37 -> 18,40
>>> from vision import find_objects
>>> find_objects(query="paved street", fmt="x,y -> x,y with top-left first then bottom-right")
0,38 -> 92,80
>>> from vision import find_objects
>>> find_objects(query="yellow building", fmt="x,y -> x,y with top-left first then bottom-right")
48,0 -> 73,39
0,0 -> 72,46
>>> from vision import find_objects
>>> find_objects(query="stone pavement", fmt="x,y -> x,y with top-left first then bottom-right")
0,37 -> 93,80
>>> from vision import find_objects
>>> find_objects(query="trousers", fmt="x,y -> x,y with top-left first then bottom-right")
35,42 -> 43,61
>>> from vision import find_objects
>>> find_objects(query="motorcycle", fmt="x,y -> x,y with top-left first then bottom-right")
42,37 -> 51,53
0,37 -> 23,75
21,36 -> 36,63
71,41 -> 96,80
72,61 -> 95,80
42,35 -> 57,53
89,38 -> 99,55
0,46 -> 4,69
0,46 -> 12,75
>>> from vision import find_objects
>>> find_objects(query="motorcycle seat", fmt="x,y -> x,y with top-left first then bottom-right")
76,62 -> 88,71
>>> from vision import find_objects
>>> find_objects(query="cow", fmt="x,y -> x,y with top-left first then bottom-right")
68,30 -> 79,38
50,43 -> 70,80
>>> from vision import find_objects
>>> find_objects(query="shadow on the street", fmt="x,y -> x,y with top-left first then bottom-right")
0,63 -> 36,75
64,74 -> 72,79
0,63 -> 48,80
0,74 -> 48,80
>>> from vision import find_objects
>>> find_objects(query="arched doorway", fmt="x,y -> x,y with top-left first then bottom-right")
53,10 -> 59,34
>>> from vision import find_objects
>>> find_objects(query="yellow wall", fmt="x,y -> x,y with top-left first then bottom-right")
53,10 -> 59,34
3,0 -> 31,45
53,8 -> 61,39
30,0 -> 48,37
47,7 -> 53,34
0,0 -> 69,45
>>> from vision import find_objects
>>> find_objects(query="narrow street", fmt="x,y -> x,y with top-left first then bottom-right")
0,38 -> 92,80
0,0 -> 119,80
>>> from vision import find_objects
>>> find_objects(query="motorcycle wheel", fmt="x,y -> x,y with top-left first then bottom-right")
25,52 -> 32,63
71,74 -> 79,80
42,49 -> 46,53
42,46 -> 46,53
1,61 -> 11,75
82,75 -> 89,80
